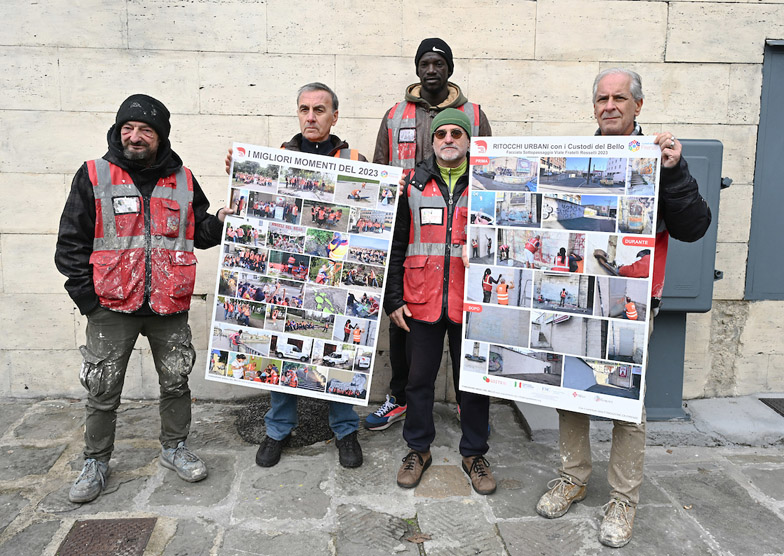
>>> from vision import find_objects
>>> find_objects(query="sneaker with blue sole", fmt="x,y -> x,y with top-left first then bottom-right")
364,395 -> 406,431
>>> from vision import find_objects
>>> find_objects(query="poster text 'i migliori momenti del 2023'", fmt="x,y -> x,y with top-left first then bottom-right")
205,143 -> 402,406
460,136 -> 661,424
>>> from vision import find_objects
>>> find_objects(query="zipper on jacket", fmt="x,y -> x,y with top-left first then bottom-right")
143,192 -> 153,308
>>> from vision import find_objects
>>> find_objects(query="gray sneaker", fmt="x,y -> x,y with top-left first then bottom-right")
69,458 -> 110,504
160,442 -> 208,482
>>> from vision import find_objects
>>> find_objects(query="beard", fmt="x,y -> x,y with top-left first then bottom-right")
123,142 -> 157,165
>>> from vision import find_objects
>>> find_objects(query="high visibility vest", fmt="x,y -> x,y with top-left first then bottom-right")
497,284 -> 509,305
552,255 -> 569,272
386,101 -> 481,178
625,302 -> 638,320
482,274 -> 493,291
525,237 -> 540,253
87,158 -> 196,314
282,144 -> 359,161
353,328 -> 362,342
328,238 -> 348,260
403,177 -> 469,324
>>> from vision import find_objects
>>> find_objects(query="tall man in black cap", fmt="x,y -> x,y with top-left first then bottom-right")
365,37 -> 492,431
56,94 -> 231,504
386,108 -> 494,495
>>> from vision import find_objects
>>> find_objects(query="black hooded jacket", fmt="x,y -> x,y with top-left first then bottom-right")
55,125 -> 223,315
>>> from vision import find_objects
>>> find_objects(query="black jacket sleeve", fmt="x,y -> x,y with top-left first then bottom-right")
191,175 -> 225,250
384,180 -> 411,315
659,158 -> 712,243
55,164 -> 100,315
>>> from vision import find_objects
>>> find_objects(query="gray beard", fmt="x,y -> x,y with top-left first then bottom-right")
123,146 -> 156,166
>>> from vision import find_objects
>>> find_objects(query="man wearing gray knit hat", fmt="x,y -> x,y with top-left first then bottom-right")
385,107 -> 495,495
366,37 -> 492,434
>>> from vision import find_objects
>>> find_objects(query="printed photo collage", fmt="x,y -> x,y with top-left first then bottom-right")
208,153 -> 398,403
463,152 -> 658,402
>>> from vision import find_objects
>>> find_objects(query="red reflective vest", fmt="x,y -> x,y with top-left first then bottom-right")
402,177 -> 469,324
87,158 -> 196,314
482,274 -> 493,291
552,254 -> 569,272
625,302 -> 638,320
386,101 -> 481,178
525,237 -> 540,253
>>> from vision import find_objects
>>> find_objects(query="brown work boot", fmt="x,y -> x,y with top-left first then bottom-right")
461,455 -> 497,495
396,450 -> 431,488
536,476 -> 587,518
599,498 -> 636,548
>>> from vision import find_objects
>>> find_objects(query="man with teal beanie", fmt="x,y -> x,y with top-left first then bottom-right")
385,108 -> 495,495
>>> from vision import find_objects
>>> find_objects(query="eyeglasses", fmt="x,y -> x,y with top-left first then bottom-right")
434,128 -> 464,140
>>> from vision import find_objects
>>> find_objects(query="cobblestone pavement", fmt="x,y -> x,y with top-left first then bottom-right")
0,397 -> 782,555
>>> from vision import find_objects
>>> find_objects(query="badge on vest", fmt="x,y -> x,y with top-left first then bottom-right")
420,207 -> 444,226
398,128 -> 416,143
113,196 -> 141,215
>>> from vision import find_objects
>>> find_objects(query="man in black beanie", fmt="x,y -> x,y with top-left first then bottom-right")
366,38 -> 492,432
55,94 -> 232,504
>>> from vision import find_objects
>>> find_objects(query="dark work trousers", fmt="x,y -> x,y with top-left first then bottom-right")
388,320 -> 411,405
403,318 -> 490,457
80,307 -> 196,462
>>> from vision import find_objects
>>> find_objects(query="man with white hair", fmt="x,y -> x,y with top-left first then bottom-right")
535,68 -> 711,548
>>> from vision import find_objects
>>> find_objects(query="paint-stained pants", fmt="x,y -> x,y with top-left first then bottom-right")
79,307 -> 196,462
556,311 -> 655,506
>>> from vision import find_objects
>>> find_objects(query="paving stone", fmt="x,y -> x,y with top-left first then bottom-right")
657,468 -> 784,555
220,529 -> 331,555
740,467 -> 784,501
414,465 -> 471,499
163,517 -> 219,556
499,518 -> 597,555
114,403 -> 162,440
234,458 -> 330,521
335,446 -> 400,496
416,499 -> 505,556
67,444 -> 160,474
0,402 -> 30,437
188,403 -> 246,450
0,444 -> 66,480
577,461 -> 673,507
149,454 -> 234,508
335,504 -> 417,556
0,491 -> 28,534
13,405 -> 83,441
0,520 -> 60,554
38,477 -> 147,514
486,463 -> 558,519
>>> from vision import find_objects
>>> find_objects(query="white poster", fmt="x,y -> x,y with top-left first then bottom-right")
460,136 -> 661,423
205,143 -> 402,406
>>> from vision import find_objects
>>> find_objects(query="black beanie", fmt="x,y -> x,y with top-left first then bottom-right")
415,38 -> 454,76
115,94 -> 171,140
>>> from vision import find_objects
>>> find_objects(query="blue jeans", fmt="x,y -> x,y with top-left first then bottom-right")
265,392 -> 359,440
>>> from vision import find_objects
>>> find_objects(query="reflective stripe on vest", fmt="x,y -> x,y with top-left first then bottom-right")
89,158 -> 196,314
497,284 -> 509,304
387,101 -> 482,178
525,237 -> 539,253
552,255 -> 569,272
625,302 -> 638,320
404,177 -> 469,323
482,275 -> 493,291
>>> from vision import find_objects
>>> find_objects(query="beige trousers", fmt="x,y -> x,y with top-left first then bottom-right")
556,310 -> 655,506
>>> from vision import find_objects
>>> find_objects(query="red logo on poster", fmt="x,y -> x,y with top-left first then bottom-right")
236,147 -> 246,158
474,140 -> 488,154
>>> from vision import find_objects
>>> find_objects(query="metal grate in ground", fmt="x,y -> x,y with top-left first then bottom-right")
57,517 -> 157,556
760,398 -> 784,418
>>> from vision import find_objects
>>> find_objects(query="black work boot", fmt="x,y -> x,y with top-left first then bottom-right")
336,431 -> 363,468
255,435 -> 289,467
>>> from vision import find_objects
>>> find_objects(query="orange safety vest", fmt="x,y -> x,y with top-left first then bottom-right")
353,328 -> 362,343
403,176 -> 469,324
87,158 -> 196,314
625,301 -> 638,320
497,283 -> 509,305
552,254 -> 569,272
386,101 -> 481,178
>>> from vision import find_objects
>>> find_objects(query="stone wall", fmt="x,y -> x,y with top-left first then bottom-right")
1,0 -> 782,401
